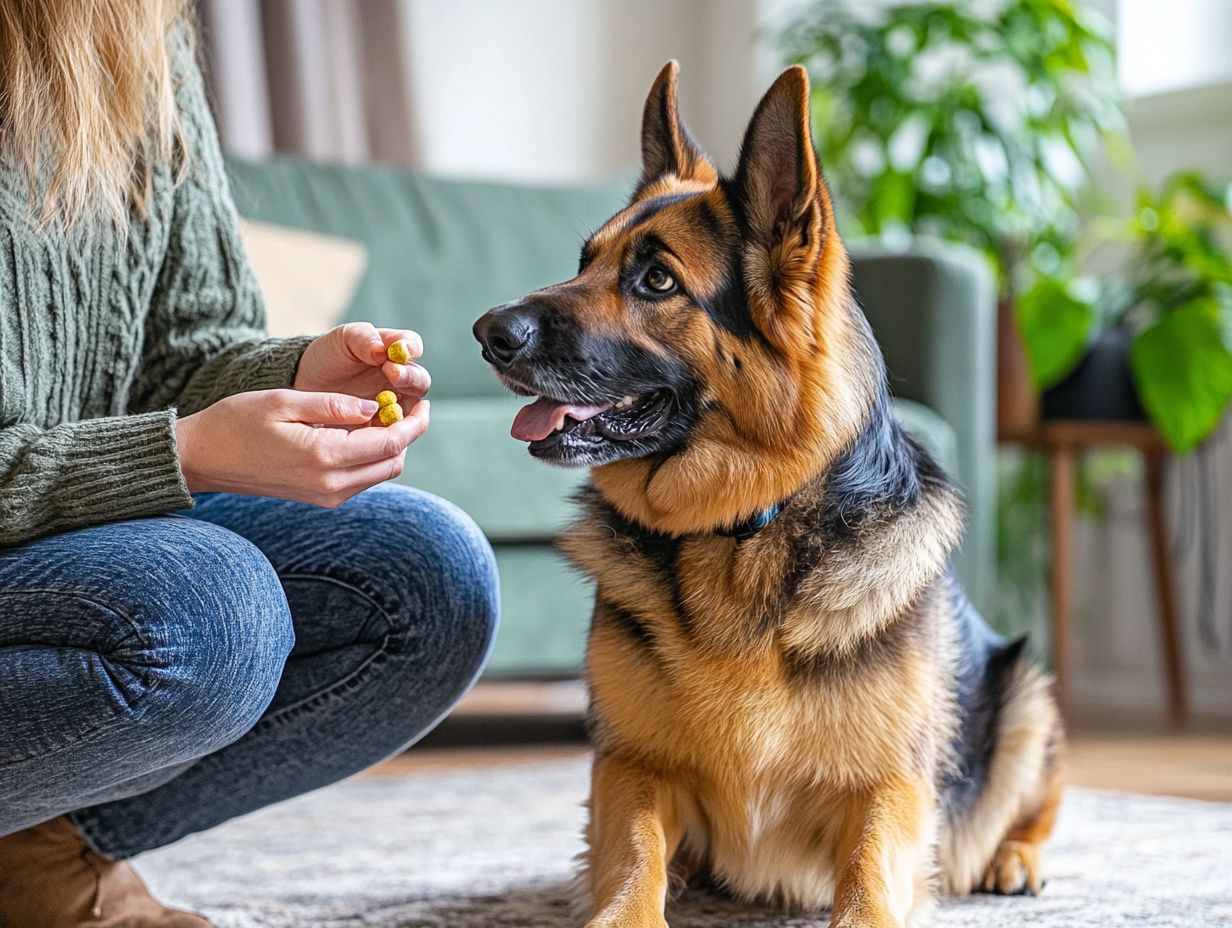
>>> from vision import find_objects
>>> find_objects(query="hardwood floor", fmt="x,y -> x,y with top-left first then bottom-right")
1065,707 -> 1232,801
1065,732 -> 1232,801
372,744 -> 588,778
373,683 -> 1232,803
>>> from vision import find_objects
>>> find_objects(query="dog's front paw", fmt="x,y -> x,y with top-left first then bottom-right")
829,911 -> 901,928
584,910 -> 669,928
978,839 -> 1044,896
581,907 -> 670,926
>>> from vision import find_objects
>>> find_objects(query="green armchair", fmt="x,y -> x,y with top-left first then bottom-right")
225,157 -> 996,676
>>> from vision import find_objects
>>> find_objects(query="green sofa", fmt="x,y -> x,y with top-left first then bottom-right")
225,157 -> 995,676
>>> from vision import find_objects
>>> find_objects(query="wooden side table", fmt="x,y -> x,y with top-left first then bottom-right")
1040,420 -> 1187,724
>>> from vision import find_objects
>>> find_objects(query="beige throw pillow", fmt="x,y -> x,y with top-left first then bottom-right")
238,219 -> 368,337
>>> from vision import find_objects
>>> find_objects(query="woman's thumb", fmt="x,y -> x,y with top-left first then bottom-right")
284,391 -> 379,426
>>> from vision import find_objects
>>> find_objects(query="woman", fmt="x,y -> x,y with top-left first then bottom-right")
0,3 -> 498,926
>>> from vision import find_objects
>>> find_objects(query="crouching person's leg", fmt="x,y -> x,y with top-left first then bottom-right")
0,516 -> 295,928
77,484 -> 500,852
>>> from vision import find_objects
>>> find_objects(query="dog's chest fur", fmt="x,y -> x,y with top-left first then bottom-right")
561,480 -> 962,908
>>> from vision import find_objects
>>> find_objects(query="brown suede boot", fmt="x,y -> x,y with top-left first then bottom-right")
0,816 -> 212,928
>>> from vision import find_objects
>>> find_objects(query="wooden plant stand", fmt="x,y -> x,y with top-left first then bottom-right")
1037,420 -> 1187,725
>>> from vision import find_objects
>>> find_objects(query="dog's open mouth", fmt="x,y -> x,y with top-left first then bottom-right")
511,390 -> 674,450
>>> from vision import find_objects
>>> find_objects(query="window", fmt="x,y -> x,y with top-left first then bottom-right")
1118,0 -> 1232,97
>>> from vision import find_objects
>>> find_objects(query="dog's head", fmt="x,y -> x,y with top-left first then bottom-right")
474,63 -> 881,535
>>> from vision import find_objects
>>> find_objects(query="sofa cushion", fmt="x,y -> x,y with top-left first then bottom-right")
485,546 -> 592,676
892,398 -> 959,479
403,396 -> 959,542
236,219 -> 366,337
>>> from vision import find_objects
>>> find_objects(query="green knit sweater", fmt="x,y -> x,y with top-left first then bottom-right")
0,36 -> 313,545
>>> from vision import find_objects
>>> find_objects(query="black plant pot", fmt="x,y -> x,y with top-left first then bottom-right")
1041,326 -> 1147,422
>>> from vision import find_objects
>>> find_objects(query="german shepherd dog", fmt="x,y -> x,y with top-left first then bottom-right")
474,62 -> 1063,928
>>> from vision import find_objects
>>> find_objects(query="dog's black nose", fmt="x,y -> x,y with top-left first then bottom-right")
474,302 -> 540,367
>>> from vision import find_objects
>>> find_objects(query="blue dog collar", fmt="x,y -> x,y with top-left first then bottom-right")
717,500 -> 785,541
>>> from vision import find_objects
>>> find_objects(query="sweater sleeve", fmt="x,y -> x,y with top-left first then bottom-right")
127,30 -> 314,418
0,412 -> 192,546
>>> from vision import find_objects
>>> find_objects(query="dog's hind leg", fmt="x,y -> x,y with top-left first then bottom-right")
943,649 -> 1065,897
979,725 -> 1065,896
579,753 -> 682,928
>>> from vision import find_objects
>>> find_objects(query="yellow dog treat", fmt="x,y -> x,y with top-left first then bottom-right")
386,341 -> 412,365
375,390 -> 398,408
378,402 -> 404,426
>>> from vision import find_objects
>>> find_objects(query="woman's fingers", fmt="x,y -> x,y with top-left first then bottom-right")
378,328 -> 423,361
379,329 -> 427,396
317,399 -> 430,466
335,322 -> 387,365
382,359 -> 431,397
325,450 -> 410,505
333,322 -> 424,367
276,390 -> 380,426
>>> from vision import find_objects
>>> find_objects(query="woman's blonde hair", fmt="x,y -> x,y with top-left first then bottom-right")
0,0 -> 189,228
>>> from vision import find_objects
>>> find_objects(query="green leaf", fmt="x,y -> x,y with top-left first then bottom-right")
1015,276 -> 1096,388
1130,299 -> 1232,453
868,169 -> 917,227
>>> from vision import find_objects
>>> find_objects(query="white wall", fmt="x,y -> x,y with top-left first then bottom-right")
1118,0 -> 1232,97
399,0 -> 764,183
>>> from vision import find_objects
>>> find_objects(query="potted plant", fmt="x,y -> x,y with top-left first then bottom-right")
1018,171 -> 1232,453
777,0 -> 1124,437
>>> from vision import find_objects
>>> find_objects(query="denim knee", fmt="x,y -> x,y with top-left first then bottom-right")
402,492 -> 499,681
361,486 -> 499,691
128,520 -> 294,754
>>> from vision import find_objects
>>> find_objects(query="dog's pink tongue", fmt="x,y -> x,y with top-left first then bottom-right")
512,397 -> 611,442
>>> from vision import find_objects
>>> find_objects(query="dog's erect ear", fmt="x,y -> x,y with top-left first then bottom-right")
733,66 -> 825,249
637,61 -> 717,195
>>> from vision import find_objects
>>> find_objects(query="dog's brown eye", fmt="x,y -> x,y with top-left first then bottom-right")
643,266 -> 676,294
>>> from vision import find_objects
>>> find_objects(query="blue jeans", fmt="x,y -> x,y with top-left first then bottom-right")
0,484 -> 498,857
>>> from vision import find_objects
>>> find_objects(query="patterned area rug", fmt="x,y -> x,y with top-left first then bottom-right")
140,754 -> 1232,927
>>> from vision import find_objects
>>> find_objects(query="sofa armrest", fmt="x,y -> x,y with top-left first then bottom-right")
848,239 -> 997,610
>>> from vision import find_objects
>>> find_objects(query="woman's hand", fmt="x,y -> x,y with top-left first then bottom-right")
293,323 -> 430,416
176,389 -> 430,507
